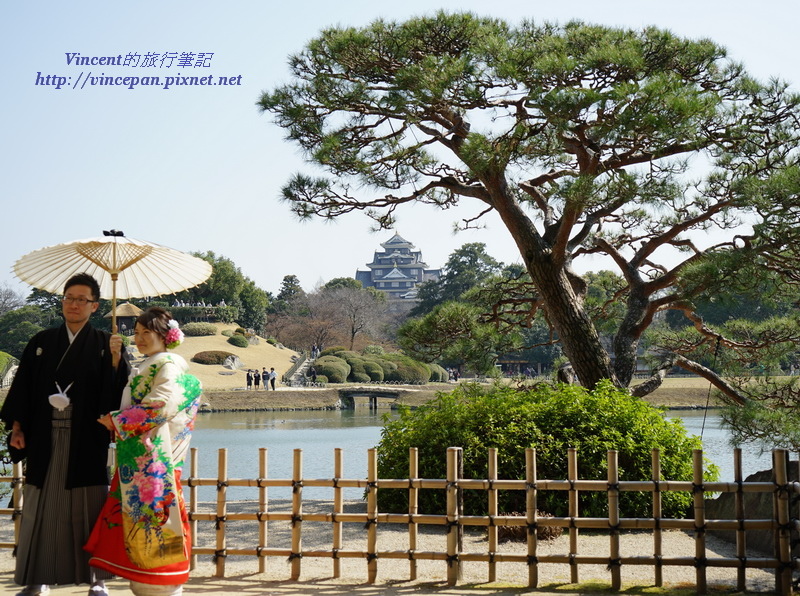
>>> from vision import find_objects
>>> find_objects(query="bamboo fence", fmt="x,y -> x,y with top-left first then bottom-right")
1,447 -> 798,594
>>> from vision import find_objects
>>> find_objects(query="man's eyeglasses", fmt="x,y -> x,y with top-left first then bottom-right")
61,296 -> 97,306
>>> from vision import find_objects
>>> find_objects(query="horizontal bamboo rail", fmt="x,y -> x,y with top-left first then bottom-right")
1,448 -> 797,594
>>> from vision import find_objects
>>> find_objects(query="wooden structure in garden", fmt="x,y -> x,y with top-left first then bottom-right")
1,447 -> 797,593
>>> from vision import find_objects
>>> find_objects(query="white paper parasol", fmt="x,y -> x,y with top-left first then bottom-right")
13,230 -> 212,330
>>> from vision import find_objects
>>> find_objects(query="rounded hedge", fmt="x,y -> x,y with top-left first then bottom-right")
376,380 -> 717,519
362,360 -> 385,382
316,355 -> 350,383
227,334 -> 249,348
182,322 -> 218,337
382,353 -> 430,383
351,372 -> 372,383
319,346 -> 347,357
428,363 -> 448,382
192,350 -> 236,365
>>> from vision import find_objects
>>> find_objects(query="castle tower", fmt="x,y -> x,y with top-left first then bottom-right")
355,232 -> 441,308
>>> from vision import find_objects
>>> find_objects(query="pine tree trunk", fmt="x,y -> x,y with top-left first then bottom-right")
527,257 -> 617,388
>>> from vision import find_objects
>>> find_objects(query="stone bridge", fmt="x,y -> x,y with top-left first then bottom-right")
338,387 -> 401,409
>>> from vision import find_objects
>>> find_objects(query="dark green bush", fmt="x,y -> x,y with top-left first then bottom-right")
182,322 -> 218,336
215,305 -> 238,324
383,353 -> 430,383
227,334 -> 249,348
316,355 -> 350,383
428,363 -> 448,382
337,351 -> 370,382
376,380 -> 716,519
192,350 -> 236,365
376,359 -> 397,377
320,346 -> 347,357
362,360 -> 384,382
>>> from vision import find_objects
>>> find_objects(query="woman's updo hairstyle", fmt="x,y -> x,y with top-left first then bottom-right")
136,307 -> 172,342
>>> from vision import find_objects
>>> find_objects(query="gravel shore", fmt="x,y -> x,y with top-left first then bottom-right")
2,499 -> 778,595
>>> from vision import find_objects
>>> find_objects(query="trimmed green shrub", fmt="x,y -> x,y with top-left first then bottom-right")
267,338 -> 277,345
383,353 -> 430,383
376,380 -> 717,519
362,360 -> 384,382
235,327 -> 247,336
182,322 -> 218,337
376,359 -> 397,377
428,363 -> 448,382
221,329 -> 234,337
316,375 -> 329,383
227,334 -> 249,348
192,350 -> 236,365
336,351 -> 369,382
0,351 -> 14,373
319,346 -> 347,357
215,306 -> 237,324
363,345 -> 385,356
315,355 -> 350,383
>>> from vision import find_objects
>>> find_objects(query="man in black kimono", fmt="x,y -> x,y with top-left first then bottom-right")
1,273 -> 130,596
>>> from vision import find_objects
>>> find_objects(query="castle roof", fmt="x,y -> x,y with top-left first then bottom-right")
381,232 -> 413,249
382,267 -> 409,279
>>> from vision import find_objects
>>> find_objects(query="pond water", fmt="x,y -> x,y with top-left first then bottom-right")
186,406 -> 776,502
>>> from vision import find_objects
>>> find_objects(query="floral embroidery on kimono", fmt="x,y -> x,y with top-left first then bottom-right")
110,353 -> 201,569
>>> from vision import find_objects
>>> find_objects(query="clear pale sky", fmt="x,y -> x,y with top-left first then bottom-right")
2,1 -> 797,297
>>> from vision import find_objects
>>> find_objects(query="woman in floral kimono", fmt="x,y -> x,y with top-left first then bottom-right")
85,307 -> 201,596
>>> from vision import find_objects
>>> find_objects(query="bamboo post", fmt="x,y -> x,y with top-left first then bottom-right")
733,448 -> 745,592
333,448 -> 343,578
258,447 -> 268,573
214,448 -> 228,578
290,448 -> 303,580
189,447 -> 198,569
607,450 -> 621,590
12,461 -> 24,550
692,449 -> 707,594
367,447 -> 378,583
488,447 -> 498,582
652,449 -> 663,587
446,447 -> 461,586
457,447 -> 464,576
773,449 -> 792,595
409,447 -> 419,581
568,447 -> 579,584
526,448 -> 538,588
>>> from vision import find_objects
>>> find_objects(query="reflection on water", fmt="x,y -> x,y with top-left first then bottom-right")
187,407 -> 776,502
188,407 -> 393,501
667,410 -> 772,481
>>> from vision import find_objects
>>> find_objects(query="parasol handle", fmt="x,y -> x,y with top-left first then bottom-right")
111,272 -> 118,334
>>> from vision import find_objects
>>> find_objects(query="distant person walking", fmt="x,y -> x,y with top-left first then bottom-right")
269,367 -> 277,391
262,367 -> 269,388
253,368 -> 260,390
246,369 -> 253,390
